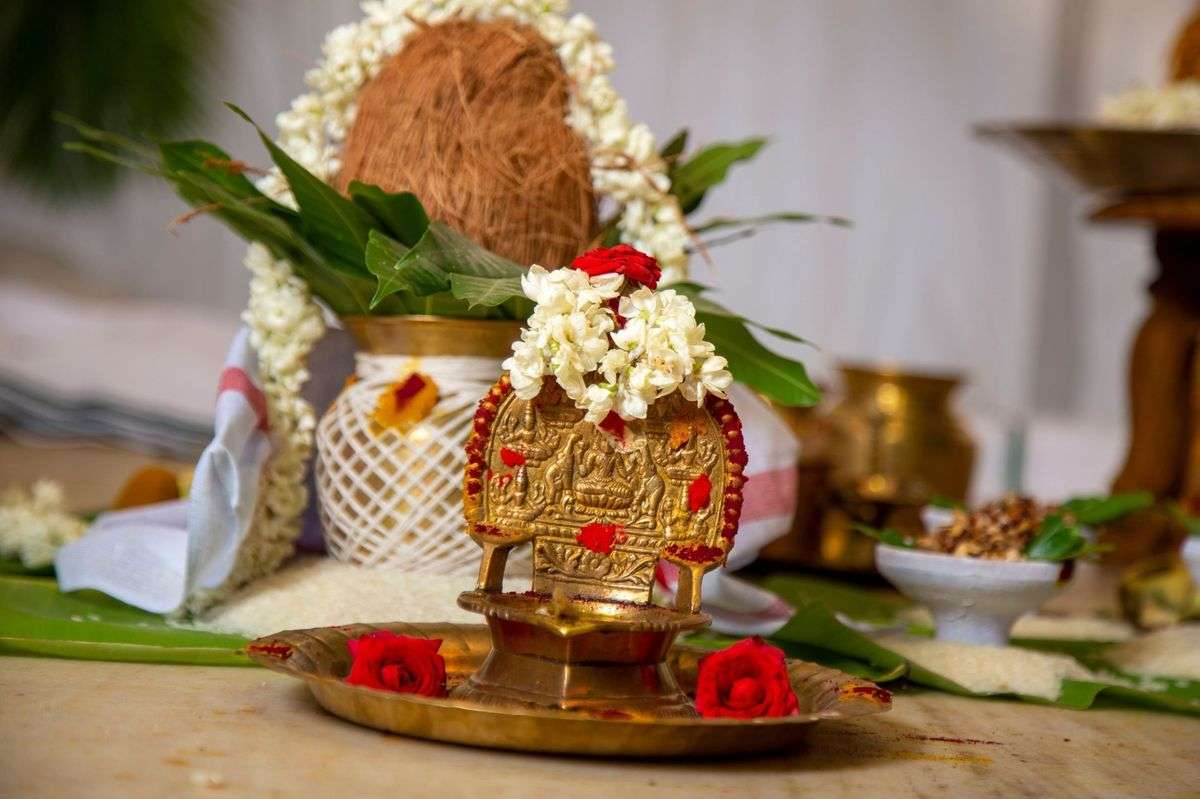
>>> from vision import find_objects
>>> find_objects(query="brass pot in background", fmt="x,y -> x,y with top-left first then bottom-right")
761,362 -> 976,573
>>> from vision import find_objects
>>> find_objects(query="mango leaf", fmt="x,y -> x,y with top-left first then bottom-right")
697,311 -> 820,407
448,273 -> 527,309
0,575 -> 250,666
1059,491 -> 1154,525
692,211 -> 851,234
366,229 -> 452,309
425,222 -> 526,278
160,140 -> 275,205
171,169 -> 375,316
673,283 -> 811,346
348,181 -> 429,247
228,103 -> 375,274
365,221 -> 527,310
670,137 -> 766,214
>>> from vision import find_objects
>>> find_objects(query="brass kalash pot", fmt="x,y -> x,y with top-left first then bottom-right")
764,362 -> 976,572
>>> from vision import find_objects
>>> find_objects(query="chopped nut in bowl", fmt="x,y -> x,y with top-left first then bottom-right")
868,492 -> 1153,646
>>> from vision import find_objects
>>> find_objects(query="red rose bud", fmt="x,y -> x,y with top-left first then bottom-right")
345,631 -> 448,697
694,637 -> 799,719
571,244 -> 662,289
499,447 -> 526,467
688,474 -> 712,513
576,522 -> 624,555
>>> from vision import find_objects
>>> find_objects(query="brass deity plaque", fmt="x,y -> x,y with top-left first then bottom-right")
463,377 -> 745,611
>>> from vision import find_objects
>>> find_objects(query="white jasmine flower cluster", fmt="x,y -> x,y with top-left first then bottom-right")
0,480 -> 87,569
259,0 -> 691,282
503,265 -> 621,402
1100,80 -> 1200,129
506,268 -> 733,423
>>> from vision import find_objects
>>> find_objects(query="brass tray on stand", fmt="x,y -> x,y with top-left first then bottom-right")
247,621 -> 892,758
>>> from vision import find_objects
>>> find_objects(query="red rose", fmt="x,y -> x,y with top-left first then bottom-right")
694,637 -> 799,719
344,631 -> 448,697
571,244 -> 662,288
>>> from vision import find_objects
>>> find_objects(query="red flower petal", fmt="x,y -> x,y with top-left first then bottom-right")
570,244 -> 662,289
597,411 -> 627,441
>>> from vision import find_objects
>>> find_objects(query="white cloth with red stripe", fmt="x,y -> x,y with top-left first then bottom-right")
54,329 -> 800,635
55,328 -> 272,613
653,383 -> 798,635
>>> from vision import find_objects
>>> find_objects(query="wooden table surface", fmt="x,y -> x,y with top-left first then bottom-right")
1,656 -> 1197,799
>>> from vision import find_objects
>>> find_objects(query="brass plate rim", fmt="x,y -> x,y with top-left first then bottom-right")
246,622 -> 891,756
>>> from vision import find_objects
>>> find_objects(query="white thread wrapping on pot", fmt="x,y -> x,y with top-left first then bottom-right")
316,352 -> 531,576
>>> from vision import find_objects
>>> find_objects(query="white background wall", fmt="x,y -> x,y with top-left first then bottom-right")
0,0 -> 1191,436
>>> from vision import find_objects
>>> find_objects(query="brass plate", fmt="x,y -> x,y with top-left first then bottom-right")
247,622 -> 891,758
975,123 -> 1200,194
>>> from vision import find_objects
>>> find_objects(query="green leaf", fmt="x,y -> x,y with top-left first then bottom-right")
674,285 -> 811,345
695,310 -> 821,406
1059,491 -> 1154,526
348,181 -> 429,247
1024,514 -> 1094,562
758,573 -> 913,627
449,274 -> 528,309
0,575 -> 250,666
364,222 -> 527,311
169,169 -> 375,316
424,222 -> 526,278
670,137 -> 766,214
768,597 -> 1200,714
365,229 -> 451,309
692,211 -> 851,234
659,128 -> 689,161
928,494 -> 965,510
160,140 -> 265,203
228,102 -> 374,273
852,523 -> 914,549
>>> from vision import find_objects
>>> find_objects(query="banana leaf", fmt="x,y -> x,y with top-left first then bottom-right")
766,596 -> 1200,715
0,575 -> 250,666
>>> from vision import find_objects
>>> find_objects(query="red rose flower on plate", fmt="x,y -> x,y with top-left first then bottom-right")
694,637 -> 799,719
571,244 -> 662,288
344,631 -> 448,697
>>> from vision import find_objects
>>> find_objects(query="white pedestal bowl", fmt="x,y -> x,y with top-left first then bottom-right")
1183,537 -> 1200,586
875,544 -> 1063,646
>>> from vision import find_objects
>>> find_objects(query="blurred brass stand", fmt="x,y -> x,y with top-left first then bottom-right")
762,363 -> 976,573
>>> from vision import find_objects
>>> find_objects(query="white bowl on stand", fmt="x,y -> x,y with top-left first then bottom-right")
875,544 -> 1063,646
1183,537 -> 1200,586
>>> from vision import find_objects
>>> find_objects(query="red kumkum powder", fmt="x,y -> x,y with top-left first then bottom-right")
576,522 -> 625,555
499,447 -> 526,467
688,474 -> 712,512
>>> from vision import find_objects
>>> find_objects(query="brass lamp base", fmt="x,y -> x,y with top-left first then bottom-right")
453,590 -> 709,719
